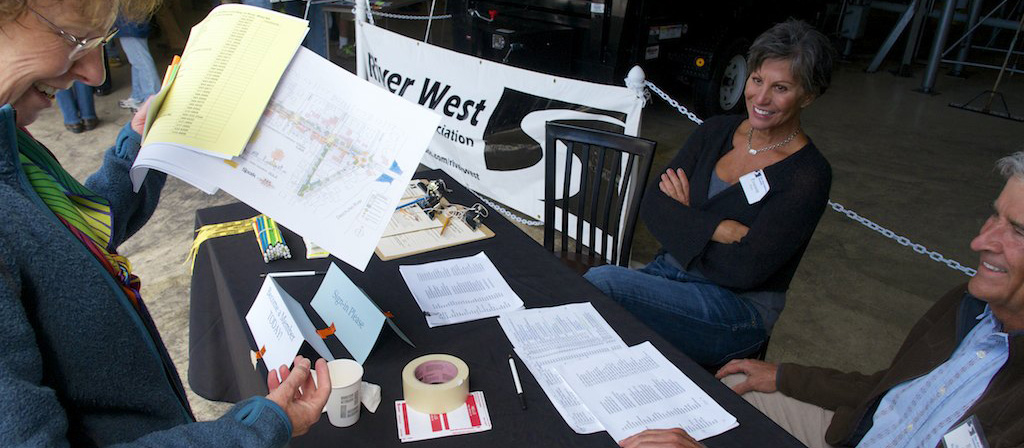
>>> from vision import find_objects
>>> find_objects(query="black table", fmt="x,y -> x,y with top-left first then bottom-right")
188,169 -> 803,447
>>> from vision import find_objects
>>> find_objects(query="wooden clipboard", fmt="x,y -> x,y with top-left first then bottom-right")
375,198 -> 494,261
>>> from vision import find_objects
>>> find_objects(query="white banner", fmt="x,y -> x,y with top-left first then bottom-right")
357,24 -> 645,220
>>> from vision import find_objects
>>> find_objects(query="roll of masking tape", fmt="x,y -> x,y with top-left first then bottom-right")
402,354 -> 470,414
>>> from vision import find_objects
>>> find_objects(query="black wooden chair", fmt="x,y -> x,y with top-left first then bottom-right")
543,122 -> 656,275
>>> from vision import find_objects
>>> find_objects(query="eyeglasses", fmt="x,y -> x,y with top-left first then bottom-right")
27,7 -> 118,61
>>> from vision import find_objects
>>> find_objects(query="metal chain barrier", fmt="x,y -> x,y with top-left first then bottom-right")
369,10 -> 452,20
827,201 -> 976,277
645,80 -> 976,277
645,81 -> 703,126
472,193 -> 545,227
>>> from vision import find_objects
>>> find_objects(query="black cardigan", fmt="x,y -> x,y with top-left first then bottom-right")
641,115 -> 832,292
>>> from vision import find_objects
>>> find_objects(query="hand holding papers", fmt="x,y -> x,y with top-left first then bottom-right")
399,252 -> 524,327
142,4 -> 309,159
555,342 -> 738,443
132,9 -> 441,271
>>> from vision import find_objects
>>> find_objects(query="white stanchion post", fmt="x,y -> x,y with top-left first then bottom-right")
624,65 -> 647,100
355,0 -> 367,80
362,0 -> 375,25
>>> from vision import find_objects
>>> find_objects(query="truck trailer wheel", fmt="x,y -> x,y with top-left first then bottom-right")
694,39 -> 749,117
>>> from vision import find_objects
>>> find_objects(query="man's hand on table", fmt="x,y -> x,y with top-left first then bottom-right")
715,359 -> 779,395
266,356 -> 331,437
619,428 -> 705,448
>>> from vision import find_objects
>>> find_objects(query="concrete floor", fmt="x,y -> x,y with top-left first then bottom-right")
22,7 -> 1024,421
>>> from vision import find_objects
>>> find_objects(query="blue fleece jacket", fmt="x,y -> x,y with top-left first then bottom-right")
0,105 -> 292,447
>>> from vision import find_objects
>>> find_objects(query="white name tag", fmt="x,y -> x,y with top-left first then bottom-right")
739,170 -> 770,205
942,415 -> 989,448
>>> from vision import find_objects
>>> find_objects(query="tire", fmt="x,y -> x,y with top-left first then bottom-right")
694,39 -> 750,117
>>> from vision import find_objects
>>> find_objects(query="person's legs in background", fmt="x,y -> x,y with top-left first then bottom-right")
72,80 -> 99,130
106,38 -> 125,67
305,2 -> 328,58
119,36 -> 161,105
56,82 -> 99,133
336,12 -> 355,56
55,87 -> 83,133
71,81 -> 98,129
284,1 -> 328,58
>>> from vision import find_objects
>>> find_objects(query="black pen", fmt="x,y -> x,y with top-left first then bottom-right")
259,270 -> 327,278
508,354 -> 526,410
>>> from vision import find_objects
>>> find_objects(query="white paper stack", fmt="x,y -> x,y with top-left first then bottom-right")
399,252 -> 524,327
498,304 -> 738,443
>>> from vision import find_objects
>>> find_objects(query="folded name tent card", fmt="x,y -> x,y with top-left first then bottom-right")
309,263 -> 387,364
310,263 -> 415,364
246,276 -> 335,371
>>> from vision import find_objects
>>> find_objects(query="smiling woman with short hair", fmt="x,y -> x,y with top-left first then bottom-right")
585,20 -> 836,367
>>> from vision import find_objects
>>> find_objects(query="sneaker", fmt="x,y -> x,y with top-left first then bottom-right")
118,98 -> 141,111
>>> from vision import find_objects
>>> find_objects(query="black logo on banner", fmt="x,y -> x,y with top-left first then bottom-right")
482,88 -> 628,171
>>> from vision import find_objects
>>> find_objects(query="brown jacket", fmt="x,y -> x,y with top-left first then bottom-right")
777,284 -> 1024,447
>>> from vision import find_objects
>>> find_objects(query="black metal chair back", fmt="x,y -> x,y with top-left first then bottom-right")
543,122 -> 656,273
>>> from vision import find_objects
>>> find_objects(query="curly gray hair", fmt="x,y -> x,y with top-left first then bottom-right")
748,19 -> 836,98
997,152 -> 1024,180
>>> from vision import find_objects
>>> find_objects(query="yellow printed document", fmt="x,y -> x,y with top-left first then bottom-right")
142,4 -> 308,159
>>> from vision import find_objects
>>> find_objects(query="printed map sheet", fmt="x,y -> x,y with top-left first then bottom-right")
135,48 -> 440,270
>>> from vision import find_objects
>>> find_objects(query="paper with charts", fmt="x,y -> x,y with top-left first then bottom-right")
398,252 -> 524,327
554,341 -> 738,443
132,47 -> 440,270
498,302 -> 626,434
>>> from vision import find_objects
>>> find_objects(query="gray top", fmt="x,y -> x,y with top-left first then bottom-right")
708,169 -> 731,199
699,168 -> 786,332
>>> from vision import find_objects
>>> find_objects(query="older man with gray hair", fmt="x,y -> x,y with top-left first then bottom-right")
713,152 -> 1024,448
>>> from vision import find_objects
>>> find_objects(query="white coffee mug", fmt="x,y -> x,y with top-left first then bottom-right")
322,359 -> 363,427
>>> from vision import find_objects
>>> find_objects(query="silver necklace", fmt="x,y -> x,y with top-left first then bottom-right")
747,126 -> 801,155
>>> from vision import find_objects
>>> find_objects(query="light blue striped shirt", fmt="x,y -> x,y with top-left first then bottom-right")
857,306 -> 1008,448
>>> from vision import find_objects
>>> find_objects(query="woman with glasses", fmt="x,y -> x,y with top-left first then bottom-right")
0,1 -> 329,446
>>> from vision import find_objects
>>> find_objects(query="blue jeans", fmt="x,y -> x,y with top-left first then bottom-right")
119,36 -> 160,103
242,0 -> 329,59
584,254 -> 766,366
55,81 -> 97,125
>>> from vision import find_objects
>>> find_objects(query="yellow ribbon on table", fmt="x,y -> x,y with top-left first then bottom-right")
186,217 -> 257,274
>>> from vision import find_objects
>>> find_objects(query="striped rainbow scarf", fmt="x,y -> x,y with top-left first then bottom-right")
16,129 -> 144,311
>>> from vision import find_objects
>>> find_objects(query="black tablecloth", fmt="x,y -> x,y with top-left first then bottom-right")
188,169 -> 802,447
